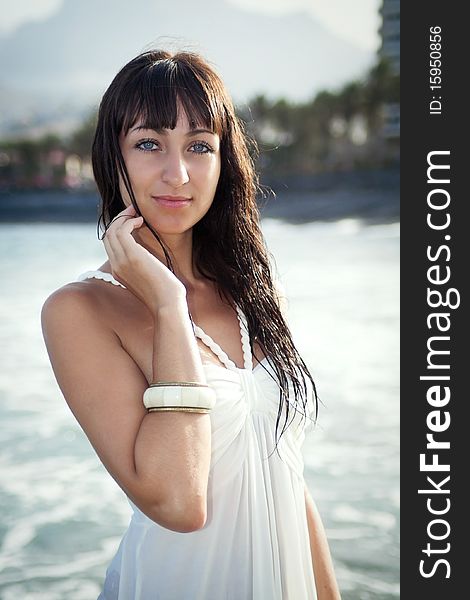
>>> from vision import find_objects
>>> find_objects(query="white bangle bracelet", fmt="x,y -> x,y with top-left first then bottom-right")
147,407 -> 211,414
143,384 -> 216,411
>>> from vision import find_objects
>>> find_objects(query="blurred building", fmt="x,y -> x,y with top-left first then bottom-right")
380,0 -> 400,74
379,0 -> 400,143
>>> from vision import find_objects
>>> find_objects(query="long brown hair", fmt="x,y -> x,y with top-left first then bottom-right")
92,49 -> 319,451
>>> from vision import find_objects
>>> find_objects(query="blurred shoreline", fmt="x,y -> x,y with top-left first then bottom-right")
0,168 -> 399,225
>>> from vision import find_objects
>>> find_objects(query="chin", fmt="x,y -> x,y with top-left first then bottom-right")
143,217 -> 195,237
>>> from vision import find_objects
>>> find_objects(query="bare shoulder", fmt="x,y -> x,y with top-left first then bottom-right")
41,279 -> 104,332
41,267 -> 127,336
40,278 -> 140,407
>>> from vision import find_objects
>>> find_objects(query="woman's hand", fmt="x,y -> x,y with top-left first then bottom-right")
103,205 -> 187,314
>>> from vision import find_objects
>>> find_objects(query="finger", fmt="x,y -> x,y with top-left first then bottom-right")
115,204 -> 138,220
103,214 -> 133,257
115,216 -> 144,239
106,205 -> 140,241
123,204 -> 138,215
115,215 -> 144,253
107,215 -> 144,265
102,229 -> 117,265
109,213 -> 135,230
102,205 -> 142,264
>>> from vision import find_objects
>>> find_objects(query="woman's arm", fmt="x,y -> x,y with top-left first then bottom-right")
41,285 -> 211,534
304,483 -> 342,600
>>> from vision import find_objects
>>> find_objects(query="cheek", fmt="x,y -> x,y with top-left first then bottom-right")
117,174 -> 130,205
190,158 -> 220,191
117,157 -> 147,206
205,155 -> 222,187
119,174 -> 136,206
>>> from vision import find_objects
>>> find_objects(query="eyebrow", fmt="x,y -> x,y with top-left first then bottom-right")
130,125 -> 216,136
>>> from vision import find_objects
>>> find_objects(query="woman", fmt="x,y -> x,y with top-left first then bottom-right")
41,49 -> 341,599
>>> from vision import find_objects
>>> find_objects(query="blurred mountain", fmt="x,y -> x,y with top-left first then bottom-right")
0,0 -> 373,137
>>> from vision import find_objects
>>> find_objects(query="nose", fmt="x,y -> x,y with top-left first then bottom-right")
161,152 -> 190,188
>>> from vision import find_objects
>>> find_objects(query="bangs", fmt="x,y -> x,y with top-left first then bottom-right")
117,58 -> 225,136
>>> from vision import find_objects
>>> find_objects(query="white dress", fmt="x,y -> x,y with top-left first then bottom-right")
77,271 -> 317,600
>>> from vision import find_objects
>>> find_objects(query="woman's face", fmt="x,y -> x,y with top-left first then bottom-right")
119,104 -> 221,236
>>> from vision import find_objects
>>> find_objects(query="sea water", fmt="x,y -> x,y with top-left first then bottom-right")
0,217 -> 399,599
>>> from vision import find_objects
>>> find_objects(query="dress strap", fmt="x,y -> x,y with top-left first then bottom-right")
193,325 -> 238,371
236,306 -> 253,371
76,270 -> 126,289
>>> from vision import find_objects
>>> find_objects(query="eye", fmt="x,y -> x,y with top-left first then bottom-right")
136,139 -> 158,152
190,141 -> 213,154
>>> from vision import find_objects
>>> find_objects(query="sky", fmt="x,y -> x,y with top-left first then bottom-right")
0,0 -> 382,52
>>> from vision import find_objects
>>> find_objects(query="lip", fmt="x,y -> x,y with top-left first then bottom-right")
152,195 -> 192,208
